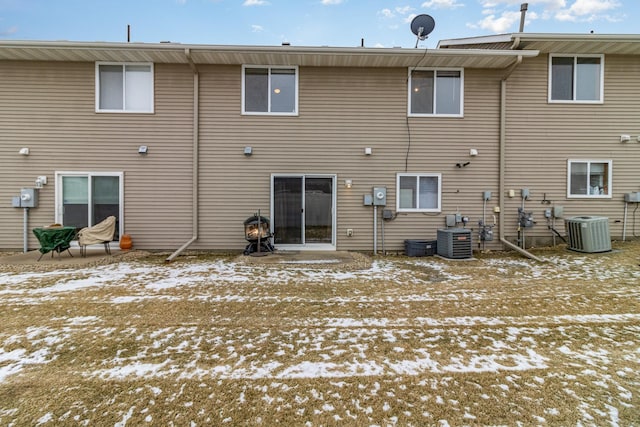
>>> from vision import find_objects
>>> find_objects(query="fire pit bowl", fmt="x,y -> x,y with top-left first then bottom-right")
243,215 -> 275,255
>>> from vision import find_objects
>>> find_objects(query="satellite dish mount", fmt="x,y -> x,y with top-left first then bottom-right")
410,14 -> 435,48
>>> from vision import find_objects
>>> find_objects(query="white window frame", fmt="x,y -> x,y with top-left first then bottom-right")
566,160 -> 612,199
242,65 -> 299,116
95,62 -> 154,113
548,54 -> 604,104
54,171 -> 125,241
407,67 -> 464,117
396,173 -> 442,212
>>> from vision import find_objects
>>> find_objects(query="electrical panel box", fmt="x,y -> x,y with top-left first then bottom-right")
483,191 -> 492,201
382,209 -> 394,219
553,205 -> 564,218
19,188 -> 38,208
445,214 -> 457,227
624,192 -> 640,202
363,194 -> 373,206
11,196 -> 21,207
521,188 -> 530,200
373,187 -> 387,206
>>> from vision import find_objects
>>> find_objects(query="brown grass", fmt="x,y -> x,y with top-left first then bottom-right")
0,241 -> 639,425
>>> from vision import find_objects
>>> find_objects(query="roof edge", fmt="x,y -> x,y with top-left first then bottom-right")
438,32 -> 640,48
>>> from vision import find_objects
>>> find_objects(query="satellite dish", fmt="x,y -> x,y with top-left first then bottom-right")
410,14 -> 435,47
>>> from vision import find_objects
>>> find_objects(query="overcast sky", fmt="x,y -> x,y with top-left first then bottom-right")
0,0 -> 637,48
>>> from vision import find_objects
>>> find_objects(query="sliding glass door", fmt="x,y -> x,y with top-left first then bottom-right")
56,172 -> 123,239
272,175 -> 335,248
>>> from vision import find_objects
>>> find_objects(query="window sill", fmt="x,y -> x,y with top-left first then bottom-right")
548,100 -> 603,105
242,111 -> 298,116
96,109 -> 155,114
408,113 -> 463,118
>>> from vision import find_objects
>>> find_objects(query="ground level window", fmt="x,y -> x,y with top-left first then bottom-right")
55,172 -> 123,239
567,160 -> 611,198
397,173 -> 441,212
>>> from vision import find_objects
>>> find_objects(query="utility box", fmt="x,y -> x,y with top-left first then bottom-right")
553,205 -> 564,218
372,187 -> 386,206
19,188 -> 38,208
565,216 -> 611,253
404,239 -> 437,257
624,192 -> 640,202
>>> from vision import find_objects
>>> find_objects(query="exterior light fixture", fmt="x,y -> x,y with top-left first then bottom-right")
469,148 -> 478,156
345,179 -> 353,189
138,145 -> 148,154
620,135 -> 631,143
19,148 -> 29,156
273,88 -> 281,94
244,146 -> 253,156
364,147 -> 372,155
35,176 -> 47,188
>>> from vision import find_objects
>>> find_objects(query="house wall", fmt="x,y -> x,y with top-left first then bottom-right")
503,54 -> 640,246
3,51 -> 636,252
196,64 -> 504,252
0,61 -> 195,250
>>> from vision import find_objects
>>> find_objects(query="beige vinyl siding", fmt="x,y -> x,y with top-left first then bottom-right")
503,54 -> 640,245
197,65 -> 504,251
0,61 -> 194,250
5,50 -> 636,253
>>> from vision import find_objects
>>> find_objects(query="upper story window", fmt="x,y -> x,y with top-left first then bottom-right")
397,173 -> 442,212
242,65 -> 298,115
549,55 -> 603,103
567,160 -> 612,198
96,63 -> 154,113
408,68 -> 463,117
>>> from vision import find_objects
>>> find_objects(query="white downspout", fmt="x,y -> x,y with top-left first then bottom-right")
166,49 -> 199,262
499,55 -> 544,262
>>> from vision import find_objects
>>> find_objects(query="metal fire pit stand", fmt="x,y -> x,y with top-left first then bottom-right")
250,211 -> 269,257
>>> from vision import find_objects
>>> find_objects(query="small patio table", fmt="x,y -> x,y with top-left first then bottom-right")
32,226 -> 76,261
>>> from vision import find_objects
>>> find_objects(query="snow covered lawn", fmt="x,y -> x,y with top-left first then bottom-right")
0,244 -> 639,426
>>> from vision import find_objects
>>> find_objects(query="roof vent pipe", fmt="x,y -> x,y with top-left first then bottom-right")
519,3 -> 528,32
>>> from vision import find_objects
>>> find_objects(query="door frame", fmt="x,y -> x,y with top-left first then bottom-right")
54,171 -> 124,241
270,173 -> 336,250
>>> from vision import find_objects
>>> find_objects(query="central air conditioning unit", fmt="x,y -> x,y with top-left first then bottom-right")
565,216 -> 611,253
437,228 -> 472,259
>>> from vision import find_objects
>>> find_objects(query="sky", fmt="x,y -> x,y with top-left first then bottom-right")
0,0 -> 638,48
